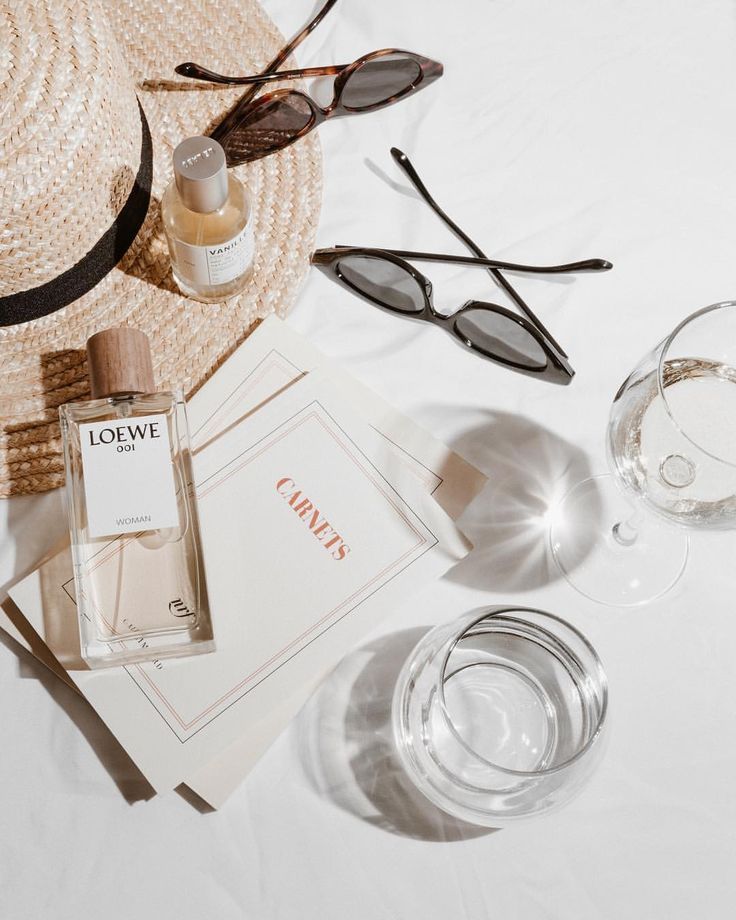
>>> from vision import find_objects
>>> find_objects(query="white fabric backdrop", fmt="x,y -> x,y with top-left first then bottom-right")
2,0 -> 736,916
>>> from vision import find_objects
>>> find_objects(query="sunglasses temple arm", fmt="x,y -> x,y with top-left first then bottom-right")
176,63 -> 348,86
209,0 -> 340,141
389,147 -> 568,358
385,250 -> 612,274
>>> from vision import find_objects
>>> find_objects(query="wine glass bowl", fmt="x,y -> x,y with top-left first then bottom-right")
608,301 -> 736,529
551,301 -> 736,606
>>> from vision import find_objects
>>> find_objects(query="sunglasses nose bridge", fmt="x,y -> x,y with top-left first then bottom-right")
328,68 -> 358,115
324,95 -> 342,116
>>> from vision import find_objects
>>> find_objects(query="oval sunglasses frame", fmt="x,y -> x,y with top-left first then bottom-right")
312,148 -> 613,385
227,50 -> 441,163
313,246 -> 609,384
176,0 -> 442,164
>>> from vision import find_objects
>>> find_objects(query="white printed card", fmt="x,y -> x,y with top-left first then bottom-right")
3,318 -> 486,805
8,370 -> 470,792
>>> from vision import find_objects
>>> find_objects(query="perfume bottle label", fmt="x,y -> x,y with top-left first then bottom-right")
174,221 -> 254,287
79,413 -> 180,538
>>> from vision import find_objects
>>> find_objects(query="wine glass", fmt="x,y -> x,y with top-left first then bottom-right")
550,301 -> 736,606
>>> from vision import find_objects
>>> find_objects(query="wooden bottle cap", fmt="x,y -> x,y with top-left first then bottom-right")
86,327 -> 155,399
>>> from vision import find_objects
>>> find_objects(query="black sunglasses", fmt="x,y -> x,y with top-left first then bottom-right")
313,247 -> 610,383
312,149 -> 613,384
176,0 -> 442,165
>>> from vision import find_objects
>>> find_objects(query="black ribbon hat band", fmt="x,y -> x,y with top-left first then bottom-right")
0,101 -> 153,328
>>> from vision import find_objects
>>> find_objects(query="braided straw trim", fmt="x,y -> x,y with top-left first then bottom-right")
0,0 -> 141,290
0,0 -> 323,496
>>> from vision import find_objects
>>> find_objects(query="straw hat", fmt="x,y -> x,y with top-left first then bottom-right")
0,0 -> 322,497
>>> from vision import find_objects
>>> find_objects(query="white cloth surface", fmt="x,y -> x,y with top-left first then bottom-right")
3,0 -> 736,916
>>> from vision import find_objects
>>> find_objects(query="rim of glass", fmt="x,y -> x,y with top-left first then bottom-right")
435,607 -> 609,778
657,300 -> 736,468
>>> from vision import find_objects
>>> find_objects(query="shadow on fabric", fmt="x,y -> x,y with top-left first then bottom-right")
0,608 -> 156,805
446,409 -> 599,592
298,627 -> 495,842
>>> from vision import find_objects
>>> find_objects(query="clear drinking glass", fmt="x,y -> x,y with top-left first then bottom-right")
550,301 -> 736,606
392,607 -> 608,826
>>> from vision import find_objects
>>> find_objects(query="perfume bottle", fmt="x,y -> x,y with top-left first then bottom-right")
161,135 -> 254,302
59,327 -> 215,668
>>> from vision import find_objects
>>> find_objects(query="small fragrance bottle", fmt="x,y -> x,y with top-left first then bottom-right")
161,135 -> 254,302
59,328 -> 215,668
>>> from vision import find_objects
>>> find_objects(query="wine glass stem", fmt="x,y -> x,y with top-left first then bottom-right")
611,509 -> 644,547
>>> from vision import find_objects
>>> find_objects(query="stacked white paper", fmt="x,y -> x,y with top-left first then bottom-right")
3,317 -> 485,807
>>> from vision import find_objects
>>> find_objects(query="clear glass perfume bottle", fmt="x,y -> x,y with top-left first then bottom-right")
59,327 -> 215,668
161,135 -> 254,302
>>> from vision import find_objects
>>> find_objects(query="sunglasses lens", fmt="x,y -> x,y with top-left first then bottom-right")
223,94 -> 314,164
454,308 -> 548,369
341,55 -> 422,110
337,255 -> 425,313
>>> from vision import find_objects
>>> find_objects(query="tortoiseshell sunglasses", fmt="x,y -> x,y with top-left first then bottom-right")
176,0 -> 443,165
312,149 -> 613,385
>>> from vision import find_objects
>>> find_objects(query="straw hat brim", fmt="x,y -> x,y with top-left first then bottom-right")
0,0 -> 322,497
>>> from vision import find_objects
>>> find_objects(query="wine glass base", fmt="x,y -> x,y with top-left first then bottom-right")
549,474 -> 689,607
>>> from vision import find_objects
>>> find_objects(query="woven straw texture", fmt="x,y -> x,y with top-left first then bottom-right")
0,0 -> 322,497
